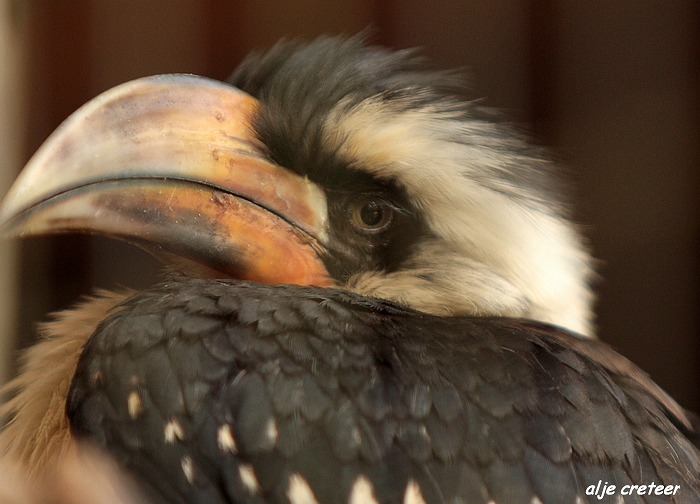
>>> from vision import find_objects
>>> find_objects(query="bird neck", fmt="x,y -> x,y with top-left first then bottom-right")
0,290 -> 131,476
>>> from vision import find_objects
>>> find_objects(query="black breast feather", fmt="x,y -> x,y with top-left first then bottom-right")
67,278 -> 700,504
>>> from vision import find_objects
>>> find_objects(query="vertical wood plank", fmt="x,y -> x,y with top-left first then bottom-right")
557,0 -> 700,409
528,0 -> 559,144
203,0 -> 373,82
203,0 -> 249,81
370,0 -> 396,46
16,0 -> 93,353
382,0 -> 531,118
0,0 -> 28,384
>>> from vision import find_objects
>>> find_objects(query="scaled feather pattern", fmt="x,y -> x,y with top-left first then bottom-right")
67,278 -> 700,504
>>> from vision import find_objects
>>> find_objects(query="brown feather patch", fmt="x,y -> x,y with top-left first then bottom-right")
0,289 -> 132,476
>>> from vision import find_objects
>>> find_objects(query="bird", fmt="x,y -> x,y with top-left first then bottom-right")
0,35 -> 698,504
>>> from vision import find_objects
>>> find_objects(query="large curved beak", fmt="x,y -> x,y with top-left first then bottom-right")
0,74 -> 332,286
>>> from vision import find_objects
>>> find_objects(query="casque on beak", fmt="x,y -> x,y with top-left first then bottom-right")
0,74 -> 331,286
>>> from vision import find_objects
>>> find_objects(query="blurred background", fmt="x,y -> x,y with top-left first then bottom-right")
0,0 -> 698,410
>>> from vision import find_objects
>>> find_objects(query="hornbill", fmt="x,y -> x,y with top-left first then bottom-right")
0,36 -> 698,503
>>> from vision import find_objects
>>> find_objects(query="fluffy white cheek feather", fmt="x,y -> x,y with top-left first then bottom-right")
348,240 -> 531,318
326,100 -> 595,337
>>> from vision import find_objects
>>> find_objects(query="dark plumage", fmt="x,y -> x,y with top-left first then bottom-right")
68,278 -> 700,504
1,35 -> 698,504
231,37 -> 567,216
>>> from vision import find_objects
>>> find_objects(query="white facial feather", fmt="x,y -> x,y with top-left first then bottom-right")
326,98 -> 595,337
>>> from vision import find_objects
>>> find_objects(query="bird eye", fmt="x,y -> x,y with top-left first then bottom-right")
350,198 -> 393,231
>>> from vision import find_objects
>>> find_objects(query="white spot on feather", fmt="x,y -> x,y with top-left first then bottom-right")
350,426 -> 361,445
217,423 -> 237,453
287,473 -> 319,504
181,456 -> 194,484
266,418 -> 278,445
349,475 -> 378,504
531,497 -> 543,504
403,480 -> 426,504
127,391 -> 142,420
90,371 -> 102,386
239,464 -> 261,494
164,419 -> 184,444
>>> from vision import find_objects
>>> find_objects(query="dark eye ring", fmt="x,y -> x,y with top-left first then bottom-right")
350,198 -> 393,232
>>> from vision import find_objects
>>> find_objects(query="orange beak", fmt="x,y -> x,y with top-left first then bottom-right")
0,75 -> 332,287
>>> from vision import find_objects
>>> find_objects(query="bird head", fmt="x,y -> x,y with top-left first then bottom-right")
0,36 -> 595,336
